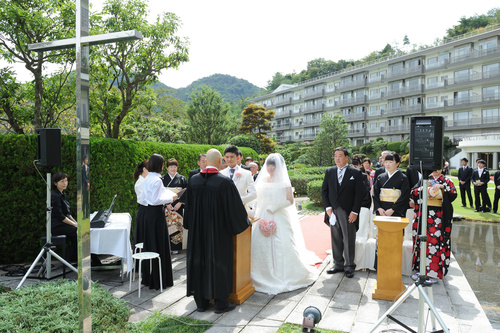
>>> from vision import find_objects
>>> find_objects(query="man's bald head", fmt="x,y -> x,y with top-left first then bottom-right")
206,149 -> 222,169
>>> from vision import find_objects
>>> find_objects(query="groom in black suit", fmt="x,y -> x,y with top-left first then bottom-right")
458,157 -> 473,207
321,147 -> 365,278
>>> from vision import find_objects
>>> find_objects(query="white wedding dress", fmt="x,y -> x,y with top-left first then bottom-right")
251,180 -> 321,295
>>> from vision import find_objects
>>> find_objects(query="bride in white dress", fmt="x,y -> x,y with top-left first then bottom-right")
251,153 -> 321,295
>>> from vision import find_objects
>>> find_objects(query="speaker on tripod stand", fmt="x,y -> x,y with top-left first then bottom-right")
16,129 -> 78,289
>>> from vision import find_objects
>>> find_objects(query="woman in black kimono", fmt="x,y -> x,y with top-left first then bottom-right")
411,165 -> 457,282
51,172 -> 78,262
162,158 -> 188,254
372,153 -> 410,218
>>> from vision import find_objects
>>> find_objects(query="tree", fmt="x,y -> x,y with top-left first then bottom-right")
446,14 -> 491,38
0,0 -> 77,130
0,68 -> 28,134
89,0 -> 189,138
229,134 -> 261,153
185,86 -> 233,145
239,103 -> 276,153
306,114 -> 349,166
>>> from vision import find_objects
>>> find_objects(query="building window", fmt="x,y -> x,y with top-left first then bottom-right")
454,68 -> 472,82
427,76 -> 438,88
427,56 -> 438,67
482,85 -> 500,100
453,111 -> 472,126
482,108 -> 500,118
483,63 -> 500,78
427,96 -> 437,106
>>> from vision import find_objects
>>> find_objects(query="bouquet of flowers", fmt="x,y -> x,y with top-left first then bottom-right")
258,219 -> 277,237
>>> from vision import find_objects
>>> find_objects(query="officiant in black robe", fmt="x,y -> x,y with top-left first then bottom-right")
184,149 -> 250,313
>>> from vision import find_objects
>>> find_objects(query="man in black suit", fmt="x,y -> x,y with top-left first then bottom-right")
374,150 -> 391,182
458,157 -> 474,208
472,159 -> 491,212
321,147 -> 366,278
188,154 -> 207,180
493,161 -> 500,214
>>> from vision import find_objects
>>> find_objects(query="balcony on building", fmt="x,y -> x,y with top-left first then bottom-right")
344,111 -> 366,121
384,103 -> 423,117
445,115 -> 500,131
347,128 -> 366,138
386,84 -> 423,99
274,109 -> 292,119
337,95 -> 368,108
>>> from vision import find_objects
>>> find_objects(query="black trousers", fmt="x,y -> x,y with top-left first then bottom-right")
493,189 -> 500,213
474,186 -> 491,210
459,183 -> 473,207
52,224 -> 77,261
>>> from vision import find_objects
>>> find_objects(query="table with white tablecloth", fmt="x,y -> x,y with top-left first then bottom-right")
90,212 -> 133,274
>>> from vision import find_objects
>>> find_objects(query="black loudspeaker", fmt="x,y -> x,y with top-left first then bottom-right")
410,116 -> 444,172
36,128 -> 62,167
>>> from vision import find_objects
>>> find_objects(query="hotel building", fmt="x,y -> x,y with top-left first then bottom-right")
250,25 -> 500,169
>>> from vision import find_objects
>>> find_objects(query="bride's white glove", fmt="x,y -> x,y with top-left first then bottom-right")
266,199 -> 293,214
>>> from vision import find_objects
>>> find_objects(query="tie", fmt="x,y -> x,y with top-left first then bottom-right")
230,168 -> 235,180
338,169 -> 344,184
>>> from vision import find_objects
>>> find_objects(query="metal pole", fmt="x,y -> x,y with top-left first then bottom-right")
46,173 -> 52,279
418,178 -> 429,333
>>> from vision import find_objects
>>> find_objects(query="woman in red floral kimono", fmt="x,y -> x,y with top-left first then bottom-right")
410,166 -> 457,282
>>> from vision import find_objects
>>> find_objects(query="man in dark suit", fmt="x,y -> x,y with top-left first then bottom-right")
493,161 -> 500,214
374,150 -> 391,182
321,147 -> 365,278
472,159 -> 491,212
188,154 -> 207,180
458,157 -> 474,208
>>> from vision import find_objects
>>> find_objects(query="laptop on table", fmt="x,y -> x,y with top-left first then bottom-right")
91,194 -> 117,228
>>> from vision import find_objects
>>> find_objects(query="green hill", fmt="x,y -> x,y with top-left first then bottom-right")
154,74 -> 263,103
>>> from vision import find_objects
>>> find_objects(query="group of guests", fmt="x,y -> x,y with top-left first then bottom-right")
130,146 -> 319,314
458,158 -> 500,214
321,147 -> 458,284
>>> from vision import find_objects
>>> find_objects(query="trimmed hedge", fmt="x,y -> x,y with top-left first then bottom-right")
290,174 -> 324,196
307,179 -> 323,205
0,134 -> 258,264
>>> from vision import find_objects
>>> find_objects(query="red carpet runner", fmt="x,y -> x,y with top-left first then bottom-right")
300,213 -> 331,267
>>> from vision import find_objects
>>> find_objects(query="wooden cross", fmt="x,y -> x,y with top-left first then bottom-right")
28,1 -> 142,331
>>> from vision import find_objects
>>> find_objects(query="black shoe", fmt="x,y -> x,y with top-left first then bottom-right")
327,267 -> 344,274
461,205 -> 466,207
345,271 -> 354,278
214,303 -> 236,314
474,209 -> 482,212
196,306 -> 208,312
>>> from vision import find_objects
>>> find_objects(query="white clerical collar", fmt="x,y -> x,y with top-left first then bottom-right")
206,166 -> 219,171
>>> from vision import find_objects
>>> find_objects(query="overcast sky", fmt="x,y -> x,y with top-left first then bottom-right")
5,0 -> 500,89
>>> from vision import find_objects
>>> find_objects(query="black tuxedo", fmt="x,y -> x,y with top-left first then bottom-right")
472,168 -> 491,211
189,168 -> 201,180
458,165 -> 473,207
321,165 -> 366,272
493,170 -> 500,213
374,167 -> 386,182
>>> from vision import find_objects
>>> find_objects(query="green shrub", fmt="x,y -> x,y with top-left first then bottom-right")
290,174 -> 324,196
0,280 -> 129,332
307,179 -> 323,205
128,312 -> 212,332
387,141 -> 401,153
450,169 -> 458,177
0,134 -> 258,264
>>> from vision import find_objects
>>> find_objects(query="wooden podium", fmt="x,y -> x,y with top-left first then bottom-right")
372,216 -> 409,301
228,226 -> 255,304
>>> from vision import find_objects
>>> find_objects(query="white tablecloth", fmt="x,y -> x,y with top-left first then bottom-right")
90,212 -> 133,273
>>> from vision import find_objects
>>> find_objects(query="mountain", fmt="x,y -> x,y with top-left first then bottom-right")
153,74 -> 263,103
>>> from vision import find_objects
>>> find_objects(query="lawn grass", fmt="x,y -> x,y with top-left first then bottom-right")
278,322 -> 343,332
448,176 -> 499,223
300,176 -> 499,223
128,312 -> 212,332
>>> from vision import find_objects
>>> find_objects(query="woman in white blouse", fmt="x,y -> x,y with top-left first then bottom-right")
133,160 -> 148,246
142,153 -> 177,290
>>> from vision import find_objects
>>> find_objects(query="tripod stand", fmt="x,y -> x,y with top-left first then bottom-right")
369,177 -> 450,333
16,173 -> 77,289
